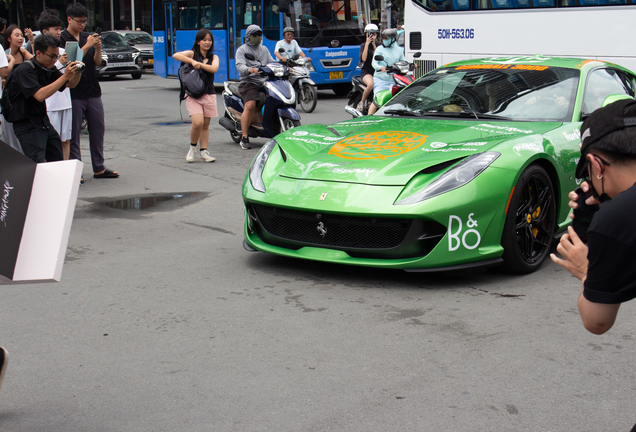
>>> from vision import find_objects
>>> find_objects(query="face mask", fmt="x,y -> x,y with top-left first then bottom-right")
382,39 -> 392,48
590,179 -> 611,203
249,35 -> 262,45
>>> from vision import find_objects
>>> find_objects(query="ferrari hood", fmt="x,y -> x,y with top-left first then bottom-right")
276,117 -> 559,186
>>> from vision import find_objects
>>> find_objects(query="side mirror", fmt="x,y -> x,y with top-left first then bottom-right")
374,55 -> 384,61
245,53 -> 256,61
413,52 -> 421,58
602,94 -> 633,108
278,47 -> 285,53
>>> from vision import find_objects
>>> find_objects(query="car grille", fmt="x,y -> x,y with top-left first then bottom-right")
249,203 -> 447,258
108,53 -> 133,62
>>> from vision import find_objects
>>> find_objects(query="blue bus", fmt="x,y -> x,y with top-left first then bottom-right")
152,0 -> 372,94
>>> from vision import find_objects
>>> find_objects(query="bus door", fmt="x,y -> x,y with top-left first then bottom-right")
227,0 -> 263,80
164,2 -> 178,76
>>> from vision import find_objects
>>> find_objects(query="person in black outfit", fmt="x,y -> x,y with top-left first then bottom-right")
551,98 -> 636,431
551,98 -> 636,336
7,34 -> 82,163
357,23 -> 379,112
60,2 -> 118,179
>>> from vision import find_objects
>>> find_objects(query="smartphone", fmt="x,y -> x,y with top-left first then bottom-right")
572,186 -> 599,242
95,27 -> 102,35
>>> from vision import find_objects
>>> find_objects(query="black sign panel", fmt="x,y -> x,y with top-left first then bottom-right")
0,140 -> 36,280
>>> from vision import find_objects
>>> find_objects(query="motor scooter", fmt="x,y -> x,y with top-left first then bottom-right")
345,52 -> 421,118
219,53 -> 301,143
287,54 -> 317,113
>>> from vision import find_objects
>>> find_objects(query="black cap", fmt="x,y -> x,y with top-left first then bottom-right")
576,98 -> 636,178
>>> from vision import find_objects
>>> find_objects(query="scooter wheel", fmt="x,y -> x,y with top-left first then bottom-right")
282,119 -> 301,131
299,84 -> 318,113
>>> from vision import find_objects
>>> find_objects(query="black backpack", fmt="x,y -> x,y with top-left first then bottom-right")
0,60 -> 35,123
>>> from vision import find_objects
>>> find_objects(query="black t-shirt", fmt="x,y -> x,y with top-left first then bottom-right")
193,51 -> 216,95
583,182 -> 636,304
59,29 -> 102,99
10,59 -> 65,127
359,42 -> 376,74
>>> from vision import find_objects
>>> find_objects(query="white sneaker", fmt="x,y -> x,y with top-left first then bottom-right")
199,149 -> 215,162
186,146 -> 197,162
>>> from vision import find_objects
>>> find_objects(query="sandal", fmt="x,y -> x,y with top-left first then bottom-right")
93,169 -> 119,179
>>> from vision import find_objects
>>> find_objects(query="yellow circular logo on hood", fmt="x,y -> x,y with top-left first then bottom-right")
328,131 -> 428,160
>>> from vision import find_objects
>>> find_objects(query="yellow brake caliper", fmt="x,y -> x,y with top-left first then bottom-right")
531,206 -> 541,237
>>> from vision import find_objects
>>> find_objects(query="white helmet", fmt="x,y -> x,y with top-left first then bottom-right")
364,24 -> 379,34
381,28 -> 398,46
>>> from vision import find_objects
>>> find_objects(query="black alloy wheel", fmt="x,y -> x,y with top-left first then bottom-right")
500,165 -> 557,274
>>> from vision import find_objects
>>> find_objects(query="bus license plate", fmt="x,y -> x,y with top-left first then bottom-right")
111,62 -> 134,67
329,71 -> 343,80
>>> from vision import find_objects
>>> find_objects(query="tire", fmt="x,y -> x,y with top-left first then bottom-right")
500,165 -> 557,274
131,73 -> 142,79
299,84 -> 318,113
332,83 -> 352,96
282,118 -> 301,131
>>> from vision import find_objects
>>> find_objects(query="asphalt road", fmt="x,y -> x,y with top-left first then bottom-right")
1,73 -> 635,432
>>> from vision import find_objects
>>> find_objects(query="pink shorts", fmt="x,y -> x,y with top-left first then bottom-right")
185,93 -> 218,118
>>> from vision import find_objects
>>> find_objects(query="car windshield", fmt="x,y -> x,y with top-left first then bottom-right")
283,0 -> 367,48
377,65 -> 580,122
102,33 -> 129,49
123,32 -> 153,44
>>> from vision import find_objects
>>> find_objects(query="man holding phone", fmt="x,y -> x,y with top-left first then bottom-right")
550,99 -> 636,337
60,2 -> 118,179
6,34 -> 82,162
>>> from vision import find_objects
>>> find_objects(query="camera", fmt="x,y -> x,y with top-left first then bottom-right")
74,61 -> 85,72
572,186 -> 599,242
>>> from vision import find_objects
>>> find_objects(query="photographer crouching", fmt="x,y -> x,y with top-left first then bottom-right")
551,98 -> 636,336
5,34 -> 83,163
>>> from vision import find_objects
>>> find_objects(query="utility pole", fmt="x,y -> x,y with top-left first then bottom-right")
381,0 -> 389,29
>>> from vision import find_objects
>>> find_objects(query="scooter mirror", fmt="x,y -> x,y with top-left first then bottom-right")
374,55 -> 384,61
278,47 -> 285,53
413,52 -> 422,58
245,53 -> 256,61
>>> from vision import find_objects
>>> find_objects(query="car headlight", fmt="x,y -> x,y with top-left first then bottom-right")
395,152 -> 500,205
249,139 -> 277,192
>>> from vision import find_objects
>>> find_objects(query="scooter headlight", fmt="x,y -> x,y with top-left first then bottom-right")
269,63 -> 285,77
249,139 -> 278,192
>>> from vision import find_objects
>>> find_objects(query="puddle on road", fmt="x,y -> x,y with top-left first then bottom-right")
153,121 -> 191,125
106,193 -> 196,210
82,192 -> 208,217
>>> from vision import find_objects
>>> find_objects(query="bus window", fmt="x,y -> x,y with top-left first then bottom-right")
202,0 -> 226,29
263,0 -> 281,40
177,0 -> 198,29
239,0 -> 262,28
153,0 -> 164,31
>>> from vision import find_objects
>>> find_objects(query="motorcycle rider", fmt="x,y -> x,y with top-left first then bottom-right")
357,24 -> 379,111
274,27 -> 309,63
235,24 -> 275,150
368,28 -> 404,115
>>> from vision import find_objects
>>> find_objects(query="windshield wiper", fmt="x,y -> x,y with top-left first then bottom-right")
382,109 -> 420,117
420,111 -> 513,121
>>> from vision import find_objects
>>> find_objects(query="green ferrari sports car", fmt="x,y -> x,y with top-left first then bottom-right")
242,56 -> 636,273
